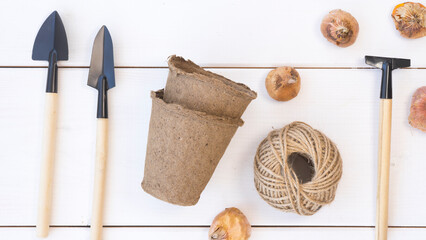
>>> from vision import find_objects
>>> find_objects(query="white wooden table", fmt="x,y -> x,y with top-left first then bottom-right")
1,0 -> 425,239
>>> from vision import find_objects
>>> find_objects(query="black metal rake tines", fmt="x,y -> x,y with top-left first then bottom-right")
365,55 -> 411,99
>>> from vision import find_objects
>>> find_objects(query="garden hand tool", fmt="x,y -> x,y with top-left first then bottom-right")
365,55 -> 410,240
32,11 -> 68,238
88,26 -> 115,240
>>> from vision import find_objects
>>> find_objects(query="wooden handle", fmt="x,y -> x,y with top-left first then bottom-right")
376,99 -> 392,240
91,118 -> 109,240
37,93 -> 58,238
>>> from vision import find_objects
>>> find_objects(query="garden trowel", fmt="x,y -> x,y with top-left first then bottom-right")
32,11 -> 68,238
88,26 -> 115,240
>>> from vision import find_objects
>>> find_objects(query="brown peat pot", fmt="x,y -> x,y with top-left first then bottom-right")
164,55 -> 257,119
142,90 -> 243,206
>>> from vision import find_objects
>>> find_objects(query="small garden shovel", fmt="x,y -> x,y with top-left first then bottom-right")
365,55 -> 410,240
88,26 -> 115,240
32,11 -> 68,238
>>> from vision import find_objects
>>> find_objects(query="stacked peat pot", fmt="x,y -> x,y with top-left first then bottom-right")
142,56 -> 257,206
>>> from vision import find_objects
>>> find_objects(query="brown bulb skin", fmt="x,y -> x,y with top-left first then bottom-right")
408,86 -> 426,132
265,67 -> 301,101
209,208 -> 251,240
392,2 -> 426,39
321,9 -> 359,47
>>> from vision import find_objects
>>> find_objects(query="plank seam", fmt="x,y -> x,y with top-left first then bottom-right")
0,225 -> 425,229
1,66 -> 426,70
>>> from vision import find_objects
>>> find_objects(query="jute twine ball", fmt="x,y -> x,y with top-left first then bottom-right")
254,122 -> 343,216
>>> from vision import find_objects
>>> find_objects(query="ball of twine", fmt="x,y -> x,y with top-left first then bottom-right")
254,121 -> 343,216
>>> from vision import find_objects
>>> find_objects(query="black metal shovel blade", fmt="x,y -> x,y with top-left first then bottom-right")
32,11 -> 68,61
88,26 -> 115,90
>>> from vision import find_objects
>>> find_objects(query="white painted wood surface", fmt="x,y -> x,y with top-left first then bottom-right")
0,68 -> 425,235
0,0 -> 425,67
0,0 -> 426,239
0,227 -> 426,240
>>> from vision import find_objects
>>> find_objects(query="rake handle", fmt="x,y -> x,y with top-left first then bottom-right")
376,99 -> 392,240
37,93 -> 58,238
91,118 -> 108,240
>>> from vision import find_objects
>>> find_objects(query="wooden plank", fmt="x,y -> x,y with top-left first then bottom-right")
0,68 -> 425,227
0,0 -> 424,67
0,227 -> 425,240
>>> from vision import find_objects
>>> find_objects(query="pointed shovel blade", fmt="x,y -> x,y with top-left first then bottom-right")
32,11 -> 68,61
88,26 -> 115,90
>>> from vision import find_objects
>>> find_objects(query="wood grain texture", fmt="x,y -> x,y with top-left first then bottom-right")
90,119 -> 109,240
0,68 -> 425,228
376,99 -> 392,240
36,93 -> 58,238
0,0 -> 424,67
